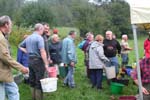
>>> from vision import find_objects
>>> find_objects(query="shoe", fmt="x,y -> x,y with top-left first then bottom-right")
91,85 -> 95,88
70,85 -> 75,88
97,87 -> 103,91
97,87 -> 103,90
63,83 -> 68,87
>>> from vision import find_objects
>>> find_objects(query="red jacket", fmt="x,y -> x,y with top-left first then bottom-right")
144,38 -> 150,58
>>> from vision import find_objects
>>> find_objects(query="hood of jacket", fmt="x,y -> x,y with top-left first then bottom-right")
90,41 -> 103,48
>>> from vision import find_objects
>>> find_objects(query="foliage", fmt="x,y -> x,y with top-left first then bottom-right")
1,0 -> 133,38
73,0 -> 131,37
14,2 -> 55,27
9,26 -> 80,46
0,0 -> 25,17
105,0 -> 132,37
9,26 -> 32,46
73,5 -> 111,37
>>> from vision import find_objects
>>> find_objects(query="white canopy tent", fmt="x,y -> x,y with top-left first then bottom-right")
128,0 -> 150,24
127,0 -> 150,100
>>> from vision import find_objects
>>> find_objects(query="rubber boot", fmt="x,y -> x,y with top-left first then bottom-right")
35,89 -> 43,100
30,87 -> 35,100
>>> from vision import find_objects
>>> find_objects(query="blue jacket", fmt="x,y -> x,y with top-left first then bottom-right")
61,36 -> 77,64
17,48 -> 29,67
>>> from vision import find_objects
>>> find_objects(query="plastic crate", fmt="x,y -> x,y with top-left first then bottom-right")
119,96 -> 136,100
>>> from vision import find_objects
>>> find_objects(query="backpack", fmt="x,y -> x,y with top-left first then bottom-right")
78,40 -> 86,49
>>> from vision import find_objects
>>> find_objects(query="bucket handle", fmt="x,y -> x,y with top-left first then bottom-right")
44,71 -> 49,78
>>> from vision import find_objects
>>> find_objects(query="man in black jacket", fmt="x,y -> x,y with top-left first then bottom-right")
103,31 -> 121,74
42,23 -> 52,64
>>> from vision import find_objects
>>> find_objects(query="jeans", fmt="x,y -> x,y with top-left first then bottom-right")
108,56 -> 119,74
121,54 -> 128,65
90,69 -> 103,89
5,82 -> 19,100
64,66 -> 75,87
0,82 -> 19,100
0,82 -> 5,100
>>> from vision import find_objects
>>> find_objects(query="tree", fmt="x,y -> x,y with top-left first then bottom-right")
105,0 -> 131,37
0,0 -> 132,38
16,2 -> 55,26
0,0 -> 25,17
73,2 -> 111,37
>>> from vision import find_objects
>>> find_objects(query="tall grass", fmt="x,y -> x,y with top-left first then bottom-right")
126,36 -> 145,64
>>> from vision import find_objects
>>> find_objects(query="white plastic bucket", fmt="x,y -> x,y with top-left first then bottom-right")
105,66 -> 116,79
40,78 -> 58,92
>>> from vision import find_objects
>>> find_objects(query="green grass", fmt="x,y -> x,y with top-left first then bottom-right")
124,36 -> 145,64
10,31 -> 146,100
18,48 -> 138,100
56,27 -> 80,39
18,48 -> 139,100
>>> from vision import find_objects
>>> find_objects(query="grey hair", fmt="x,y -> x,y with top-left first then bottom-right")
85,32 -> 93,40
122,34 -> 127,39
51,34 -> 58,40
34,23 -> 44,31
0,15 -> 11,27
106,30 -> 113,35
86,32 -> 93,37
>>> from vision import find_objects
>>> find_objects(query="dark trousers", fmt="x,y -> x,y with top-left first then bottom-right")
86,67 -> 90,78
29,57 -> 45,90
85,60 -> 90,78
90,69 -> 103,89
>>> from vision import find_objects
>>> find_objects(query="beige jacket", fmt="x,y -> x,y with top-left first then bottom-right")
0,31 -> 24,82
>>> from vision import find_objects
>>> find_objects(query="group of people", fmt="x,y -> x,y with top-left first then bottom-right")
0,15 -> 77,100
79,31 -> 132,90
79,30 -> 150,100
18,25 -> 77,100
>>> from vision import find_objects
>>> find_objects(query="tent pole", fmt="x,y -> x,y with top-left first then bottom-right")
132,24 -> 143,100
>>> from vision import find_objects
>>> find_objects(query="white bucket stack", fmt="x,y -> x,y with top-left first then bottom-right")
104,66 -> 116,79
40,78 -> 58,92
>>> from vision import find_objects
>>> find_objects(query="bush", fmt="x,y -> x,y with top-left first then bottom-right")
9,26 -> 80,46
9,26 -> 32,46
